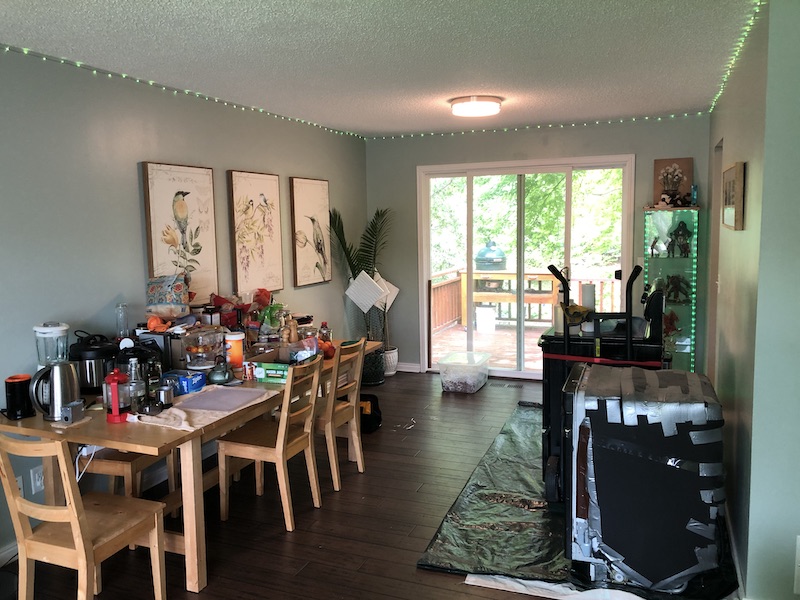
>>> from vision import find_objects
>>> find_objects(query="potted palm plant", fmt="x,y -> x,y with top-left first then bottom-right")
329,207 -> 397,383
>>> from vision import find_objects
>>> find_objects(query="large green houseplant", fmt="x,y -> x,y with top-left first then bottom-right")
329,207 -> 397,383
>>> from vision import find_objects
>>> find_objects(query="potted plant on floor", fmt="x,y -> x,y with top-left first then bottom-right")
329,207 -> 398,383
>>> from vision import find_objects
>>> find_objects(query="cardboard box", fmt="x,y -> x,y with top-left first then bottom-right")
243,349 -> 289,383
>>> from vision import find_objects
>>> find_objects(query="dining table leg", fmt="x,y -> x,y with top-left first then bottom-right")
180,436 -> 207,592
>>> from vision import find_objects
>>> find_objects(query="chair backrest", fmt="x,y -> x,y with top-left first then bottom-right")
320,338 -> 366,424
0,434 -> 91,560
275,353 -> 323,448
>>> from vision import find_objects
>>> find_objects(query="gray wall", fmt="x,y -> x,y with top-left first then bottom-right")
365,118 -> 711,369
0,50 -> 366,554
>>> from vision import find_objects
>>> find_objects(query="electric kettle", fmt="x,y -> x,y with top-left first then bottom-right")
29,362 -> 81,421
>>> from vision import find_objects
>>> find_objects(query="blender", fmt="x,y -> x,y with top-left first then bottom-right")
30,322 -> 81,421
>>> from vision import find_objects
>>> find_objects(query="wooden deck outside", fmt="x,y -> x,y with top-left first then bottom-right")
429,270 -> 622,377
431,321 -> 552,375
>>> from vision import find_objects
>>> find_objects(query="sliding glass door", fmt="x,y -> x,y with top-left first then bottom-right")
422,156 -> 632,379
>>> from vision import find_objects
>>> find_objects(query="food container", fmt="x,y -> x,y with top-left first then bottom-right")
162,370 -> 206,396
438,352 -> 491,393
183,327 -> 224,370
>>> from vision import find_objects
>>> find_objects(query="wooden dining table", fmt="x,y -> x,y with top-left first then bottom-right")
0,340 -> 380,593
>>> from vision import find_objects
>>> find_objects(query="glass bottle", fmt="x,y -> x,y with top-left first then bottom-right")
126,357 -> 147,414
116,303 -> 129,339
145,357 -> 163,400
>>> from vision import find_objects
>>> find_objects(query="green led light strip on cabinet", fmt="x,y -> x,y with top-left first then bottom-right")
643,207 -> 699,372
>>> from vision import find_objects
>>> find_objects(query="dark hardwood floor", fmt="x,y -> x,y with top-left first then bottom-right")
5,372 -> 545,599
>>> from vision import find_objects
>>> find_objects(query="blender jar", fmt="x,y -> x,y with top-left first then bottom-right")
33,322 -> 70,366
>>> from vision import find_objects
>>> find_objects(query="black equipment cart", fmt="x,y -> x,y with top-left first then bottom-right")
538,265 -> 664,503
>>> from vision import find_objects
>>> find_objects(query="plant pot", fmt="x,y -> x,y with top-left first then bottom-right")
362,349 -> 385,386
384,347 -> 398,376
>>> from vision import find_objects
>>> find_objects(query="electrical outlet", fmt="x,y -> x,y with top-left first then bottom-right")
30,464 -> 44,495
15,475 -> 24,496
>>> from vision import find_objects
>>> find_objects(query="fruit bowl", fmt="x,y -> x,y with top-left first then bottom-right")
183,328 -> 224,370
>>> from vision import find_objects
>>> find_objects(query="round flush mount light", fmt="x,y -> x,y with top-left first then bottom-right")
450,95 -> 503,117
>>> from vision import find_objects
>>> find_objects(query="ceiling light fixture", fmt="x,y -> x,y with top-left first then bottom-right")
450,95 -> 502,117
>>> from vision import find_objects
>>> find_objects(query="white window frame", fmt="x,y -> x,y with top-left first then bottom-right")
416,154 -> 635,374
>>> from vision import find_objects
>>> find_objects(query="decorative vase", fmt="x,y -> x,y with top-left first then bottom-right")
362,349 -> 385,386
383,347 -> 398,376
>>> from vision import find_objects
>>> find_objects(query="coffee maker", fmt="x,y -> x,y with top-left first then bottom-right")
30,322 -> 81,421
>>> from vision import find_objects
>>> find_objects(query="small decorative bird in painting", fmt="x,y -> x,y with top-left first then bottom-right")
307,215 -> 328,272
172,191 -> 190,250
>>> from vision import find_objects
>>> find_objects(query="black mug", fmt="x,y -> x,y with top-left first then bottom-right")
4,374 -> 36,420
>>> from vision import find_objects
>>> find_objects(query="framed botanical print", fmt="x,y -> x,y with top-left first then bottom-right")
228,170 -> 284,292
289,177 -> 332,287
722,162 -> 745,230
142,162 -> 218,302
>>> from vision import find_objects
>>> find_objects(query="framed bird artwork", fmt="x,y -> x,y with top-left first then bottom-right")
289,177 -> 332,287
228,170 -> 284,293
142,162 -> 218,302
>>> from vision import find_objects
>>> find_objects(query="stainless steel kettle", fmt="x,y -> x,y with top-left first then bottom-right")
29,362 -> 81,421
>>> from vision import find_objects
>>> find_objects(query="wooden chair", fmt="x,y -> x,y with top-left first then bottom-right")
77,448 -> 177,498
316,338 -> 366,491
218,353 -> 323,531
0,433 -> 166,600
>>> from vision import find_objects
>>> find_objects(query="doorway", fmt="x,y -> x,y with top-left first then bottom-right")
420,155 -> 634,379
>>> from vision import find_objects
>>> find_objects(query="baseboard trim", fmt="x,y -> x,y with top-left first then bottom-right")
396,362 -> 421,373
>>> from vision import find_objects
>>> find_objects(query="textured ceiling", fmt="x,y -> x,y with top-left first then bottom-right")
0,0 -> 758,137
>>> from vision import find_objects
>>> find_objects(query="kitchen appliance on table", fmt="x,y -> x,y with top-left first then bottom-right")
183,327 -> 224,371
30,322 -> 81,421
69,331 -> 118,401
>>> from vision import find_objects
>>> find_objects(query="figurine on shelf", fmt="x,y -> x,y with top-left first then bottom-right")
665,274 -> 691,303
667,236 -> 676,258
650,236 -> 660,258
670,220 -> 693,258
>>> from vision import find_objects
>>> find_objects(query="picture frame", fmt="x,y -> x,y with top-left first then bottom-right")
228,170 -> 284,292
653,157 -> 694,207
722,162 -> 745,230
289,177 -> 332,287
142,162 -> 218,302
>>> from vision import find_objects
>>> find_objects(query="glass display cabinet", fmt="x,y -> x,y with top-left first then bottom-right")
643,207 -> 699,371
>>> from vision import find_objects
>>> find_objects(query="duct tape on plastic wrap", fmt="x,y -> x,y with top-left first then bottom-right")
613,368 -> 723,436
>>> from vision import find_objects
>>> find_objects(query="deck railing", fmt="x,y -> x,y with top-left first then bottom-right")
430,268 -> 621,332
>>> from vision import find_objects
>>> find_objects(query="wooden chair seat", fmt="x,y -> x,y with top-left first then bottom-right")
315,338 -> 367,491
0,434 -> 166,600
218,354 -> 323,532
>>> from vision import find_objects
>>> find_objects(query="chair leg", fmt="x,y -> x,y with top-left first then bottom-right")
219,450 -> 229,521
348,419 -> 365,473
325,424 -> 342,491
18,554 -> 34,600
305,442 -> 321,509
166,451 -> 179,518
78,562 -> 94,600
275,459 -> 295,531
255,460 -> 264,496
93,564 -> 102,594
149,513 -> 166,600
